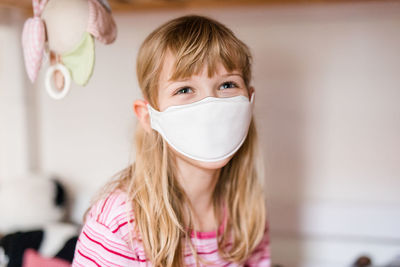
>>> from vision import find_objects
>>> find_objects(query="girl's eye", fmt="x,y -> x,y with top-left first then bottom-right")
175,87 -> 193,95
220,81 -> 239,90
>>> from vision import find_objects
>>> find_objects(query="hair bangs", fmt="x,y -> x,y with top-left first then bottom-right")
163,17 -> 252,88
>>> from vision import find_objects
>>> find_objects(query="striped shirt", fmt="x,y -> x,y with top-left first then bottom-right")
72,189 -> 271,266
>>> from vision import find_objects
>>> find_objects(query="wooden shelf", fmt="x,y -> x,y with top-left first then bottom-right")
0,0 -> 395,15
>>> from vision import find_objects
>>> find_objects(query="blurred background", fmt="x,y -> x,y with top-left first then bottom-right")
0,0 -> 399,266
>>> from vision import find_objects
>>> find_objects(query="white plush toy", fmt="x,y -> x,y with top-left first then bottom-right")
0,173 -> 79,266
0,173 -> 66,233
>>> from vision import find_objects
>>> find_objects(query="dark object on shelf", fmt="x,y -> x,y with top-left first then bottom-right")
0,230 -> 43,267
353,255 -> 372,267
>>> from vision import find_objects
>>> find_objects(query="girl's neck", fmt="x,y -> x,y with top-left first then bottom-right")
174,155 -> 221,232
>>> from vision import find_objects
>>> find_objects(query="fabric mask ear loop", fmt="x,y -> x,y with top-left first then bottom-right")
250,91 -> 256,112
250,91 -> 255,103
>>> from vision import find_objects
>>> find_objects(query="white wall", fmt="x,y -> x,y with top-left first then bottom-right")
0,8 -> 31,180
1,1 -> 400,266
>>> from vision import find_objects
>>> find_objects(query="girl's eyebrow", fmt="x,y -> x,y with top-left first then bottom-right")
167,72 -> 243,83
164,78 -> 190,91
167,77 -> 190,83
224,73 -> 244,79
164,72 -> 244,91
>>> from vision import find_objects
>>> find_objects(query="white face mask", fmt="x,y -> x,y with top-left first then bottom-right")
147,93 -> 255,163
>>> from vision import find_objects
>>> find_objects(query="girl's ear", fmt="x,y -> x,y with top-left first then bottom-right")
133,99 -> 152,133
249,86 -> 255,100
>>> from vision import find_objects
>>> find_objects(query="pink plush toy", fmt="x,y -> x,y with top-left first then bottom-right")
21,0 -> 117,99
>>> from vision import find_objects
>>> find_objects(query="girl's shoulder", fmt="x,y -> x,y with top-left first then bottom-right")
74,191 -> 148,265
85,188 -> 135,240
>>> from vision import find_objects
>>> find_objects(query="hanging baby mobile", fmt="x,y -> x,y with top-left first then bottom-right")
21,0 -> 117,99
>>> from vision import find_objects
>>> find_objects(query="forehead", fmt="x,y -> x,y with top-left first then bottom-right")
159,51 -> 235,86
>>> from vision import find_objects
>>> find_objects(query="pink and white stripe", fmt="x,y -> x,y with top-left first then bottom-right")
21,0 -> 48,83
72,189 -> 271,266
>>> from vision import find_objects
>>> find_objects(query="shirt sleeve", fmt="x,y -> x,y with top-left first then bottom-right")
72,192 -> 143,267
243,222 -> 271,267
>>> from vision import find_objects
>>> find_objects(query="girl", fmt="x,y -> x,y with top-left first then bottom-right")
72,14 -> 270,267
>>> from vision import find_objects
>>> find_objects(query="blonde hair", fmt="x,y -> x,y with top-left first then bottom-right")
86,14 -> 267,267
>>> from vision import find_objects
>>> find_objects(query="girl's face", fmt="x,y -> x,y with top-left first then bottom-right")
156,51 -> 254,170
